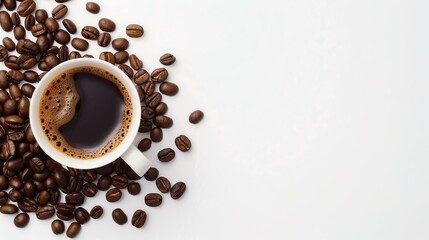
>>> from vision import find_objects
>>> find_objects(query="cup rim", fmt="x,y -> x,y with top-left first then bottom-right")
29,58 -> 141,169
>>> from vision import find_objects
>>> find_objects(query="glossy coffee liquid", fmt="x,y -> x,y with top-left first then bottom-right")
39,66 -> 133,159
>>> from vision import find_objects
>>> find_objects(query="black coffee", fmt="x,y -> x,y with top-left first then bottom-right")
39,66 -> 133,159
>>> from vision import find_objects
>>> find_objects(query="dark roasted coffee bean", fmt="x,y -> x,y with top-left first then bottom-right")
150,127 -> 163,142
50,190 -> 60,205
18,54 -> 36,70
0,45 -> 8,61
143,80 -> 156,96
37,190 -> 50,206
29,157 -> 44,173
56,202 -> 75,215
82,183 -> 97,197
33,169 -> 49,182
71,37 -> 89,51
5,55 -> 19,70
126,24 -> 144,38
38,61 -> 49,71
35,9 -> 48,23
2,139 -> 16,160
4,99 -> 18,115
11,12 -> 21,26
81,25 -> 99,40
75,207 -> 90,224
113,158 -> 127,175
144,167 -> 159,181
156,177 -> 171,193
175,135 -> 192,152
160,82 -> 179,96
36,36 -> 49,53
147,92 -> 162,108
14,213 -> 30,228
8,70 -> 24,83
59,45 -> 69,62
66,192 -> 84,206
17,0 -> 36,17
8,128 -> 25,142
136,85 -> 145,101
18,198 -> 38,212
127,182 -> 141,195
151,68 -> 168,82
138,120 -> 152,133
57,211 -> 74,221
145,193 -> 162,207
170,182 -> 186,200
0,90 -> 10,104
155,102 -> 168,115
53,168 -> 69,188
97,32 -> 111,47
46,158 -> 61,171
160,53 -> 176,65
134,69 -> 149,85
80,169 -> 97,182
99,51 -> 114,64
131,209 -> 147,228
69,51 -> 81,59
62,18 -> 76,34
13,25 -> 26,40
154,115 -> 173,128
98,18 -> 115,32
0,11 -> 13,32
69,177 -> 83,192
86,2 -> 100,14
6,158 -> 25,172
31,23 -> 46,37
9,189 -> 24,202
0,191 -> 8,205
112,208 -> 127,225
21,85 -> 34,99
119,64 -> 133,79
114,51 -> 128,64
4,0 -> 16,11
46,33 -> 55,45
9,83 -> 22,100
45,175 -> 58,190
51,219 -> 65,235
52,4 -> 68,19
129,54 -> 143,70
0,203 -> 18,214
106,188 -> 121,202
45,17 -> 59,33
138,138 -> 151,152
23,181 -> 36,198
3,37 -> 15,51
36,205 -> 55,220
24,15 -> 35,30
54,30 -> 70,44
97,175 -> 111,191
157,148 -> 175,162
66,222 -> 81,238
112,38 -> 129,51
68,168 -> 79,177
44,53 -> 60,69
111,175 -> 128,189
0,175 -> 9,190
90,205 -> 103,219
189,110 -> 204,124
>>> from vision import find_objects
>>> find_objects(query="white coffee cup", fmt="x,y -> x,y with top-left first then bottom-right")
29,58 -> 151,176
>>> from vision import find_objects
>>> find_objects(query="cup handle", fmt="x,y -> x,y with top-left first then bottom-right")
121,145 -> 151,177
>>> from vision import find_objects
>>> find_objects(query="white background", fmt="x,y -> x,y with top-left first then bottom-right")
1,0 -> 429,239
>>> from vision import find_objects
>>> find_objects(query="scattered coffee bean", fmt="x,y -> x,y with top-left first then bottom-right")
62,19 -> 76,34
137,138 -> 151,152
3,37 -> 15,51
71,38 -> 89,51
112,38 -> 129,51
81,25 -> 100,40
0,45 -> 8,61
36,205 -> 55,220
114,51 -> 129,64
36,190 -> 50,206
160,82 -> 179,96
4,0 -> 16,11
131,209 -> 147,228
0,11 -> 13,32
11,12 -> 20,26
86,2 -> 100,14
31,23 -> 46,37
82,182 -> 97,197
98,18 -> 115,32
66,222 -> 81,238
106,188 -> 121,202
112,208 -> 127,225
45,17 -> 59,33
66,192 -> 85,206
156,177 -> 171,193
0,203 -> 19,214
111,175 -> 128,189
0,191 -> 8,205
189,110 -> 204,124
35,9 -> 48,23
97,175 -> 111,191
24,15 -> 35,30
170,182 -> 186,200
134,69 -> 149,85
54,29 -> 70,44
147,92 -> 162,108
151,68 -> 168,82
51,219 -> 65,235
144,81 -> 156,96
90,205 -> 103,219
13,25 -> 26,40
52,4 -> 68,19
14,213 -> 30,228
127,181 -> 141,195
119,64 -> 133,79
155,102 -> 168,115
129,54 -> 143,70
75,207 -> 90,224
157,148 -> 175,162
17,0 -> 36,17
18,198 -> 37,212
160,53 -> 176,65
145,193 -> 162,207
175,135 -> 192,152
126,24 -> 144,38
150,127 -> 163,142
154,115 -> 173,128
97,32 -> 111,47
9,189 -> 24,202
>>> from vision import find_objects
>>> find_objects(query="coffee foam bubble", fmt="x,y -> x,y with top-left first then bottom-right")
39,67 -> 133,159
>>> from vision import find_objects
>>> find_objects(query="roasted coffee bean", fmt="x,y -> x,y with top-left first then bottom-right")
126,24 -> 144,38
150,127 -> 163,142
90,205 -> 103,219
155,102 -> 168,116
160,53 -> 176,65
138,138 -> 151,152
47,33 -> 55,45
111,175 -> 128,189
2,139 -> 16,160
18,198 -> 38,212
9,189 -> 24,202
98,18 -> 115,32
0,125 -> 6,139
147,92 -> 162,108
0,203 -> 18,214
114,158 -> 127,175
151,68 -> 168,82
0,175 -> 9,190
33,169 -> 49,182
86,2 -> 100,14
45,175 -> 58,190
71,37 -> 89,51
18,54 -> 37,70
82,183 -> 97,197
189,110 -> 204,124
134,69 -> 149,85
11,12 -> 21,26
8,70 -> 24,83
95,163 -> 114,176
37,190 -> 50,206
51,219 -> 65,235
3,37 -> 15,51
131,209 -> 147,228
57,211 -> 74,221
45,17 -> 59,33
0,191 -> 8,205
99,51 -> 114,64
23,76 -> 37,89
44,53 -> 60,69
56,202 -> 75,215
5,55 -> 19,70
0,45 -> 8,61
36,205 -> 55,220
0,90 -> 10,104
53,168 -> 69,188
144,167 -> 159,181
175,135 -> 192,152
8,129 -> 25,142
9,84 -> 23,100
23,181 -> 36,198
50,190 -> 60,205
143,81 -> 156,96
4,99 -> 18,115
112,208 -> 127,225
145,193 -> 162,207
97,175 -> 111,191
14,213 -> 30,228
69,51 -> 81,59
170,182 -> 186,200
81,25 -> 99,40
31,23 -> 46,37
4,0 -> 16,11
0,11 -> 13,32
52,4 -> 68,19
106,188 -> 121,202
6,158 -> 25,172
17,0 -> 36,17
0,72 -> 9,89
157,148 -> 175,162
136,85 -> 145,101
156,177 -> 171,193
112,38 -> 129,51
67,168 -> 79,178
62,18 -> 76,34
35,9 -> 48,23
59,45 -> 69,62
66,192 -> 84,206
119,64 -> 133,79
160,82 -> 179,96
129,54 -> 143,70
13,25 -> 26,40
75,207 -> 90,224
66,222 -> 81,238
54,29 -> 70,44
114,50 -> 128,64
97,32 -> 111,47
24,15 -> 35,30
69,177 -> 83,192
127,182 -> 141,195
139,120 -> 152,133
80,169 -> 97,182
154,115 -> 173,128
29,157 -> 45,173
36,36 -> 49,53
46,45 -> 60,55
46,158 -> 61,171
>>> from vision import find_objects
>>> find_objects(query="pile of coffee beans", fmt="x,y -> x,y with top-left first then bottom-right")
0,0 -> 204,238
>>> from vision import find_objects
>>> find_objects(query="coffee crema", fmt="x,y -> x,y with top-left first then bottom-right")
39,66 -> 133,159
